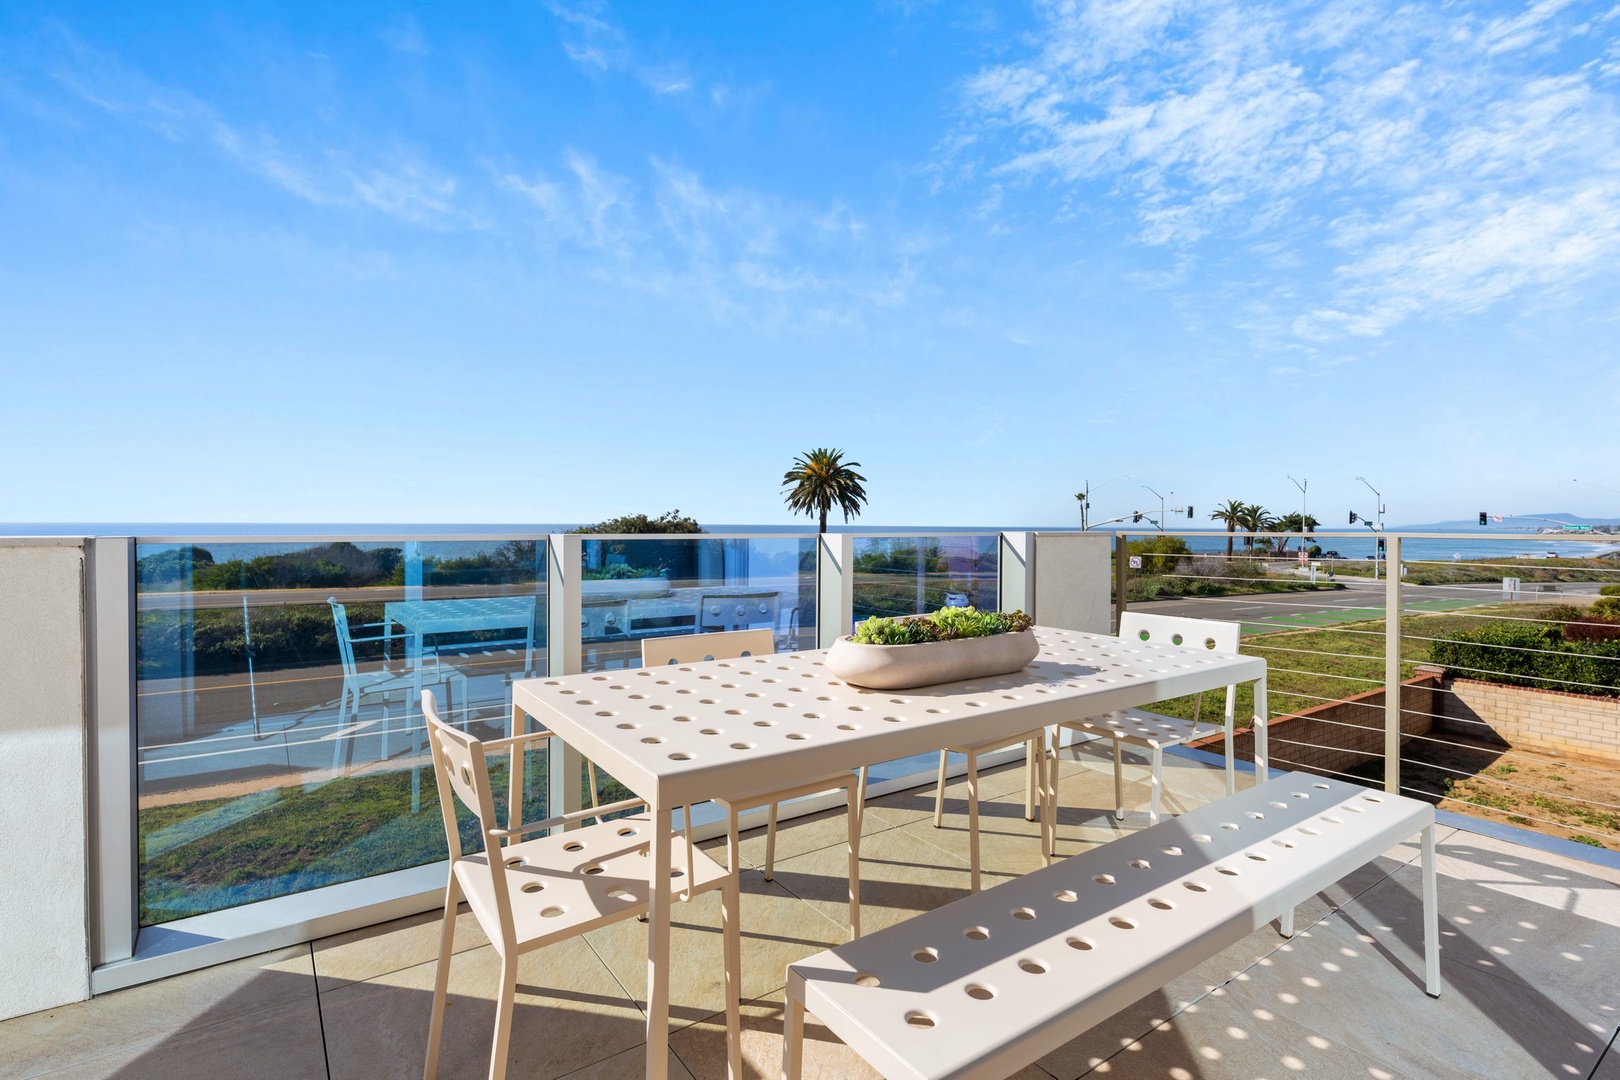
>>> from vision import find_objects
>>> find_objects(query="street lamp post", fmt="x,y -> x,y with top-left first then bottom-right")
1356,476 -> 1385,581
1076,475 -> 1129,531
1143,485 -> 1170,533
1288,475 -> 1308,558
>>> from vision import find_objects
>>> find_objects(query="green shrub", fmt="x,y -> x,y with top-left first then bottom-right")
1599,584 -> 1620,597
1429,621 -> 1620,696
1593,596 -> 1620,618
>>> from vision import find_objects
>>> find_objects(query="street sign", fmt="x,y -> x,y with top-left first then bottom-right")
1128,556 -> 1142,569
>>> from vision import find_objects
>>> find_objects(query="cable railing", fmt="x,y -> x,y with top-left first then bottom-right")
1117,527 -> 1620,854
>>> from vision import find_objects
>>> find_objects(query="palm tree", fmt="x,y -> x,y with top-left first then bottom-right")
782,448 -> 868,534
1236,503 -> 1274,552
1209,499 -> 1245,558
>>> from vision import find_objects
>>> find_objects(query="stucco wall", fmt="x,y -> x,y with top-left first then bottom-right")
0,540 -> 90,1020
1440,676 -> 1620,762
1033,532 -> 1113,633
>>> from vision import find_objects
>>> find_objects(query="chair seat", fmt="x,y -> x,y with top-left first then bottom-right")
715,771 -> 853,812
1066,708 -> 1220,750
946,727 -> 1045,754
454,813 -> 728,952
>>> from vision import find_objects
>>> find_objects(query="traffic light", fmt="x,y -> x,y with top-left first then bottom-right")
1132,512 -> 1142,524
1349,511 -> 1359,525
1479,511 -> 1488,526
1377,538 -> 1386,556
1187,506 -> 1194,519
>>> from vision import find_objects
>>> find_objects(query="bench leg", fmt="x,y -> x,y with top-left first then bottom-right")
967,749 -> 981,892
783,994 -> 806,1080
1112,738 -> 1126,822
1254,675 -> 1270,784
764,801 -> 779,881
1423,824 -> 1442,997
933,750 -> 948,827
1280,906 -> 1294,938
846,781 -> 862,939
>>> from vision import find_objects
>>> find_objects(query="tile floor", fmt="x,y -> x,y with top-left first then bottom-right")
5,747 -> 1619,1080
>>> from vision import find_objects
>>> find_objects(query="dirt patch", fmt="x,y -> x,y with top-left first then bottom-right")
1394,735 -> 1620,851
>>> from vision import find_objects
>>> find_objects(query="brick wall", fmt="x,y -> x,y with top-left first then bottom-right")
1189,674 -> 1442,781
1438,676 -> 1620,762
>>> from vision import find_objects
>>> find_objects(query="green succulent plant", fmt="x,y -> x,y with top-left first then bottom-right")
849,606 -> 1033,645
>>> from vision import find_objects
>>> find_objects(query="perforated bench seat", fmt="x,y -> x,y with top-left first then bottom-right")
785,775 -> 1440,1080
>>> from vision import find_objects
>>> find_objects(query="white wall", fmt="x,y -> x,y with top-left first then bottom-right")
0,540 -> 90,1020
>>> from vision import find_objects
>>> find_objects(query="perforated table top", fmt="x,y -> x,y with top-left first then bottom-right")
511,626 -> 1266,807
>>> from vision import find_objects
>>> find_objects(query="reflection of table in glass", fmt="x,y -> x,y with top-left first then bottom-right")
384,597 -> 540,704
512,626 -> 1268,1080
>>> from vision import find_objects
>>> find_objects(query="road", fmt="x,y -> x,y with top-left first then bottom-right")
1128,577 -> 1595,634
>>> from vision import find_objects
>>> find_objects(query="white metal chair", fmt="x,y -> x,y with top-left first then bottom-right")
328,598 -> 465,770
928,727 -> 1054,892
421,691 -> 742,1080
1059,611 -> 1243,823
640,628 -> 864,936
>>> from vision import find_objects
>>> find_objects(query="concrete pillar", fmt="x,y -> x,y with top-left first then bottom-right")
1032,532 -> 1113,632
0,539 -> 91,1020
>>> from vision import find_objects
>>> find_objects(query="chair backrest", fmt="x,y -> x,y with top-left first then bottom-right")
328,598 -> 358,677
423,691 -> 517,935
1117,611 -> 1241,654
641,627 -> 775,667
696,591 -> 781,634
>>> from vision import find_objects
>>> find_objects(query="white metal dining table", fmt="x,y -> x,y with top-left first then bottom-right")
510,625 -> 1268,1080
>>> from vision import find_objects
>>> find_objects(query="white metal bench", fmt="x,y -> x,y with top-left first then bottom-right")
784,774 -> 1439,1080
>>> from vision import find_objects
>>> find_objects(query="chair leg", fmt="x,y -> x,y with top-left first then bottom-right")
933,749 -> 948,827
966,750 -> 981,893
487,951 -> 518,1080
856,764 -> 869,813
727,805 -> 742,877
721,873 -> 743,1079
845,782 -> 862,939
764,801 -> 779,881
423,879 -> 461,1080
1112,738 -> 1126,822
1024,736 -> 1036,822
1149,745 -> 1163,825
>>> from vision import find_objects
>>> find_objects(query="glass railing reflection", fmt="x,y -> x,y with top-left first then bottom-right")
134,538 -> 548,924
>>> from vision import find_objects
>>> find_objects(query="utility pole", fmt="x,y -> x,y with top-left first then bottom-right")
1356,476 -> 1385,581
1077,476 -> 1128,531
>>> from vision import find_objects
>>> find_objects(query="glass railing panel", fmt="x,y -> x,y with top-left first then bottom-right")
576,534 -> 817,673
851,533 -> 1000,628
134,537 -> 548,925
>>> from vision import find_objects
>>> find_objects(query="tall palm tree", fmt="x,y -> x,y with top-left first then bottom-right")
1236,503 -> 1273,552
1209,499 -> 1245,558
782,448 -> 868,534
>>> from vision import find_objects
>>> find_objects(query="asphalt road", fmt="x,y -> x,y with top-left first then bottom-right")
1128,577 -> 1600,633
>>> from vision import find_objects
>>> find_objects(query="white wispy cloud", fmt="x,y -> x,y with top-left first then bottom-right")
39,27 -> 476,230
545,1 -> 716,100
953,0 -> 1620,340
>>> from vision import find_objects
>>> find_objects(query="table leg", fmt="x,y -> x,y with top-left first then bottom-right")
646,801 -> 674,1080
1422,823 -> 1441,997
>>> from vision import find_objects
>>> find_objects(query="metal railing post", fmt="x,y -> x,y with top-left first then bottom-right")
998,532 -> 1035,617
817,533 -> 855,648
1113,532 -> 1129,633
1383,535 -> 1403,795
88,537 -> 137,968
546,533 -> 583,818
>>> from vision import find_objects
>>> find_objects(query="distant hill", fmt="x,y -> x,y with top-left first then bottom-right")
1394,513 -> 1618,530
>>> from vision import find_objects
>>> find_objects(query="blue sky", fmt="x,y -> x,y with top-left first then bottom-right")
2,1 -> 1618,528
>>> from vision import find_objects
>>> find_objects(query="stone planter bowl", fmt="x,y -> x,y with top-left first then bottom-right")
825,628 -> 1040,690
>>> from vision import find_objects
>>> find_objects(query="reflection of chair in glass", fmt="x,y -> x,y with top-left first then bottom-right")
1058,612 -> 1243,824
328,598 -> 465,769
421,692 -> 741,1080
640,629 -> 863,936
